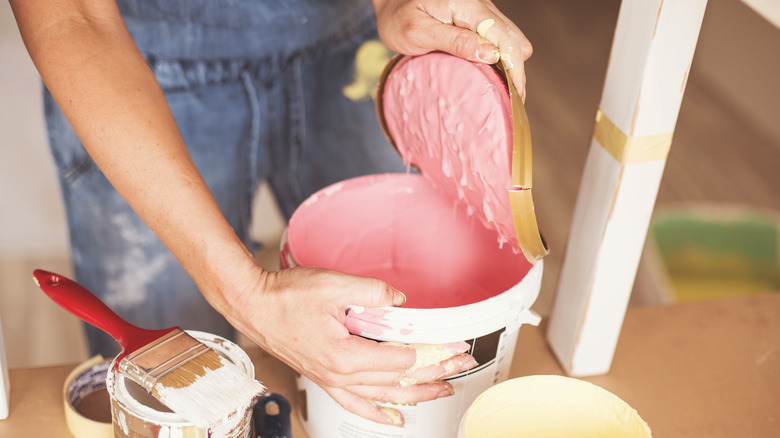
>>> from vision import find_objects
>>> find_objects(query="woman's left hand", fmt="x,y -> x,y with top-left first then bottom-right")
372,0 -> 533,101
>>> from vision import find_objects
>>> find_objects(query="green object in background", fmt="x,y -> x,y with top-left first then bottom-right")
649,207 -> 780,302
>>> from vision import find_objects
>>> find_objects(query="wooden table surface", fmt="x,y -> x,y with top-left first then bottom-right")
2,293 -> 778,437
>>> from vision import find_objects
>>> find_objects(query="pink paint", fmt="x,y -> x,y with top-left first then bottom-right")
286,52 -> 544,438
287,174 -> 531,310
381,53 -> 519,253
344,307 -> 393,337
286,53 -> 532,312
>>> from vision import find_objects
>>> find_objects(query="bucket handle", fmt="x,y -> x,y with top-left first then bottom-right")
252,393 -> 292,438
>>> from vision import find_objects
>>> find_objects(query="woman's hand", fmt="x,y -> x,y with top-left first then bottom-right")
10,0 -> 480,426
373,0 -> 532,101
224,266 -> 478,426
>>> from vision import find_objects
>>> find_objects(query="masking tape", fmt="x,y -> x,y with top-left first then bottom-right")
594,109 -> 674,164
63,355 -> 113,438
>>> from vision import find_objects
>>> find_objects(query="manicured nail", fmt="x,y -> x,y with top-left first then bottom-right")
477,43 -> 500,64
461,359 -> 479,372
392,290 -> 407,306
437,386 -> 455,399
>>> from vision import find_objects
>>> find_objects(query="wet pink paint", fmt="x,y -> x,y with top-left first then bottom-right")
286,53 -> 531,310
382,53 -> 519,253
287,174 -> 531,309
344,307 -> 394,337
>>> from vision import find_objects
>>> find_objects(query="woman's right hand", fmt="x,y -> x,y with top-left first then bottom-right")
222,265 -> 478,426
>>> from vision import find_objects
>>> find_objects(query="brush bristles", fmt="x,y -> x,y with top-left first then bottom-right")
152,348 -> 224,388
151,350 -> 265,428
120,330 -> 265,429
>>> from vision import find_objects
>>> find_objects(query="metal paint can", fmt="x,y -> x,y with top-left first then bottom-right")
106,331 -> 256,438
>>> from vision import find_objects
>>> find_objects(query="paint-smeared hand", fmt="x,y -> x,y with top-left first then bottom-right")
225,266 -> 478,426
373,0 -> 532,101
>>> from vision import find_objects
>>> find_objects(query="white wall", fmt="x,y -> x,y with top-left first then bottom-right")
1,2 -> 70,256
1,2 -> 87,369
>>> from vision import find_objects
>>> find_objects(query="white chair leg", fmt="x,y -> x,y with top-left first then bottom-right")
546,0 -> 709,377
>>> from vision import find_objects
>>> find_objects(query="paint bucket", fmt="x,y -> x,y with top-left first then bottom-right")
280,175 -> 543,437
458,375 -> 652,438
106,331 -> 257,438
280,52 -> 545,437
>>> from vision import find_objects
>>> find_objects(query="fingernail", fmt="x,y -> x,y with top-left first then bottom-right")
445,341 -> 471,353
392,290 -> 407,307
461,359 -> 479,372
437,386 -> 455,399
477,43 -> 500,64
380,407 -> 404,426
513,76 -> 524,91
398,376 -> 416,387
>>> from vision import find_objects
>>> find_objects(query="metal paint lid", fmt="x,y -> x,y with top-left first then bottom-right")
376,53 -> 548,263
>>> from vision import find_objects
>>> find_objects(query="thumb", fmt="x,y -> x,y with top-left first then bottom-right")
343,274 -> 407,308
427,22 -> 500,64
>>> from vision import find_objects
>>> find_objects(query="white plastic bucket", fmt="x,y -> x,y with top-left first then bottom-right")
281,172 -> 542,437
458,375 -> 652,438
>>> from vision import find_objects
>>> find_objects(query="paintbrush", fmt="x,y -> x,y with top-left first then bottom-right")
32,269 -> 265,428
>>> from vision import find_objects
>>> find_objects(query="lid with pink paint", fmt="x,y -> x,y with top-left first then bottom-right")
376,52 -> 547,262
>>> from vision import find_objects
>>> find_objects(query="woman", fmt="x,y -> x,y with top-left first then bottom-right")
10,0 -> 531,425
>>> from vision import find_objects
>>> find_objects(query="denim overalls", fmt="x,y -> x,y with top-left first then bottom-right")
44,0 -> 406,356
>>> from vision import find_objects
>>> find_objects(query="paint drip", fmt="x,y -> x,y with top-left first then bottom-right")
380,52 -> 520,254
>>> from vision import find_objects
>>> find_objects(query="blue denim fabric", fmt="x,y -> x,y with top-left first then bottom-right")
44,0 -> 405,357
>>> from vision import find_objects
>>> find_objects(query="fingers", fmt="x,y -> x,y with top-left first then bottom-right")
385,0 -> 532,100
314,338 -> 477,387
336,338 -> 470,376
333,272 -> 407,308
417,20 -> 501,64
344,381 -> 454,405
325,386 -> 406,427
320,346 -> 477,426
385,342 -> 476,387
470,12 -> 531,101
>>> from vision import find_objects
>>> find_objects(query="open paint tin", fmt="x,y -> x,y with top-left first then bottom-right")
280,52 -> 545,437
458,375 -> 652,438
106,331 -> 256,438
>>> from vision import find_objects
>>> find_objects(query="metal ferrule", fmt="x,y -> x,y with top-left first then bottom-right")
118,330 -> 210,390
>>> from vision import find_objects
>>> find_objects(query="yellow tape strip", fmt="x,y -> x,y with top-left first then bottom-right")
594,110 -> 674,164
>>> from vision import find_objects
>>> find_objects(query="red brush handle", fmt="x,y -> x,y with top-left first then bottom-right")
32,270 -> 178,366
